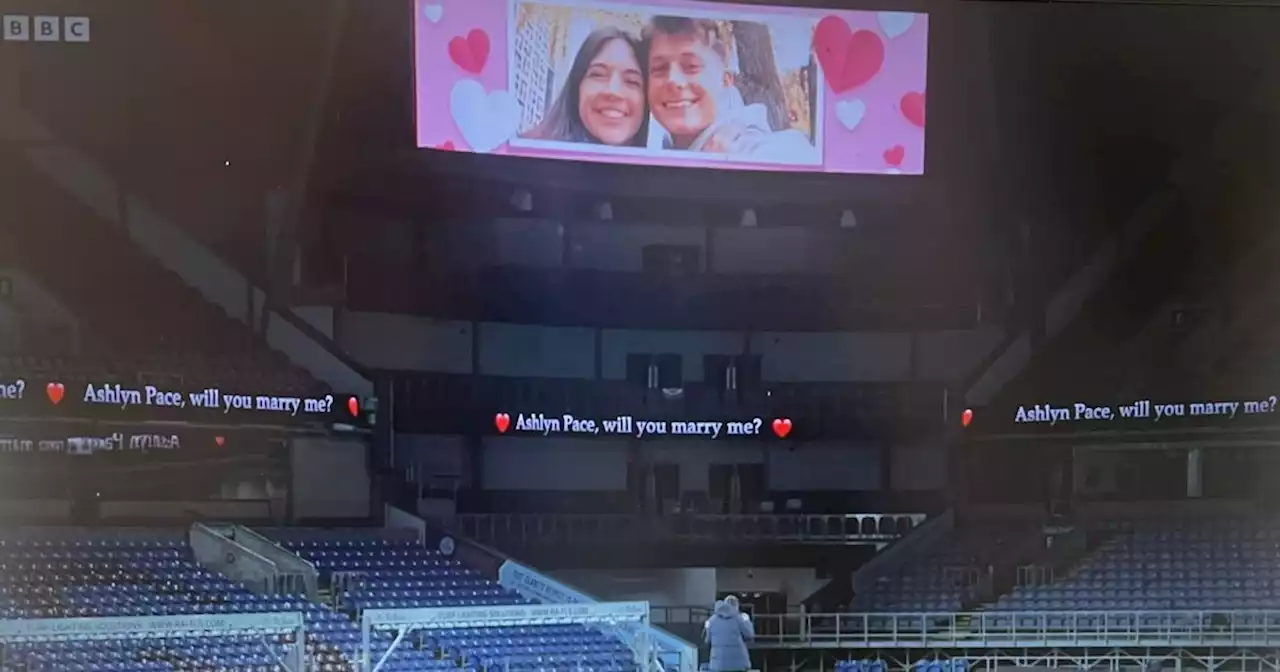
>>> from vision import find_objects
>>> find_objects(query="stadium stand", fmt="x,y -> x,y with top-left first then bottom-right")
0,526 -> 487,671
852,523 -> 1042,612
0,148 -> 319,396
994,516 -> 1280,613
0,528 -> 316,671
267,527 -> 640,671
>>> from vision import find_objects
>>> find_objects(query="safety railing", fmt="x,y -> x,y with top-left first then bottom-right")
331,571 -> 369,608
454,513 -> 927,547
650,605 -> 714,628
749,611 -> 1280,648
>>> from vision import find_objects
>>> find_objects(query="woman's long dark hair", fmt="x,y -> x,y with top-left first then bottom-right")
530,28 -> 649,147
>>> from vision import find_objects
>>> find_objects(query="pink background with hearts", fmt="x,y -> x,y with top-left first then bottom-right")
415,0 -> 928,175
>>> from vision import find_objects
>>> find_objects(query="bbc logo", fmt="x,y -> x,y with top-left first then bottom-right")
3,15 -> 91,43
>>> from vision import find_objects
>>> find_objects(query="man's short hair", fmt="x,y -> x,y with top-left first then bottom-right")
644,16 -> 730,64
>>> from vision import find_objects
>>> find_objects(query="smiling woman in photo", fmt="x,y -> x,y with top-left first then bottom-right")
528,27 -> 650,147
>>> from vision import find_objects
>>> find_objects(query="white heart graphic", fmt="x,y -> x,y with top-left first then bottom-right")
836,99 -> 867,131
877,12 -> 915,39
450,80 -> 520,154
422,4 -> 443,23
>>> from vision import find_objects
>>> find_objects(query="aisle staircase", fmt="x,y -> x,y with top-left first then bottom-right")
0,88 -> 370,397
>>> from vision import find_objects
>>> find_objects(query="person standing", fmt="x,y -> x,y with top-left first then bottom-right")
704,595 -> 755,672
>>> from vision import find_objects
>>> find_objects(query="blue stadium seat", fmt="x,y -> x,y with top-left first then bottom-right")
267,527 -> 639,671
0,528 -> 381,670
852,524 -> 1041,612
992,518 -> 1280,612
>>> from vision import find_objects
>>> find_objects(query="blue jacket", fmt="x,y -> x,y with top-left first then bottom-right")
705,600 -> 754,671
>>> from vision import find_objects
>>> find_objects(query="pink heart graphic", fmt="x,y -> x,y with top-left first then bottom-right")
884,145 -> 905,166
814,17 -> 885,93
901,91 -> 926,128
448,29 -> 490,74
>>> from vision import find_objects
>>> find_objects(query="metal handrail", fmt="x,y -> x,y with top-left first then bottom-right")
650,605 -> 714,627
454,513 -> 927,547
749,610 -> 1280,648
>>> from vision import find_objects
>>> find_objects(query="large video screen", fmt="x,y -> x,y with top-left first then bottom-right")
414,0 -> 928,175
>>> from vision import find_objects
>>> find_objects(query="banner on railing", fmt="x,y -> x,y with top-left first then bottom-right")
365,601 -> 649,629
0,421 -> 300,457
500,560 -> 596,605
0,612 -> 304,641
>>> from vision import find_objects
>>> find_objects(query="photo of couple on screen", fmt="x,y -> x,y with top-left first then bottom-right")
512,2 -> 822,165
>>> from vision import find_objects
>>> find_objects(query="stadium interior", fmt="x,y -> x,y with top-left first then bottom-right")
2,0 -> 1280,670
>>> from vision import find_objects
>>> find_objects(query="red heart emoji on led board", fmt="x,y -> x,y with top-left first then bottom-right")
962,408 -> 974,428
772,418 -> 793,438
494,413 -> 511,433
46,382 -> 64,405
347,397 -> 360,417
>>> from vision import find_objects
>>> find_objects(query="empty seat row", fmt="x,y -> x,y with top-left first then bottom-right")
270,528 -> 639,671
995,518 -> 1280,612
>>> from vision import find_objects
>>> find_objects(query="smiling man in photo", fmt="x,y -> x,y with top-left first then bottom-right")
644,15 -> 816,162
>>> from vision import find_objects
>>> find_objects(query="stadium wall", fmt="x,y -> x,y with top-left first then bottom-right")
599,329 -> 744,381
764,443 -> 883,492
548,567 -> 826,608
290,436 -> 371,520
359,213 -> 867,276
481,437 -> 629,491
338,311 -> 1002,382
476,437 -> 884,493
397,434 -> 469,485
549,568 -> 717,607
890,441 -> 949,492
339,313 -> 473,373
479,322 -> 596,379
751,332 -> 913,382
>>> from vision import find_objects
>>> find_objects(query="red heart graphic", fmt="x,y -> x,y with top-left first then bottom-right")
814,17 -> 885,93
214,435 -> 226,447
901,91 -> 926,128
46,382 -> 64,405
884,145 -> 905,166
494,413 -> 511,433
962,408 -> 974,428
347,397 -> 360,417
448,29 -> 491,74
437,140 -> 456,151
772,418 -> 793,438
